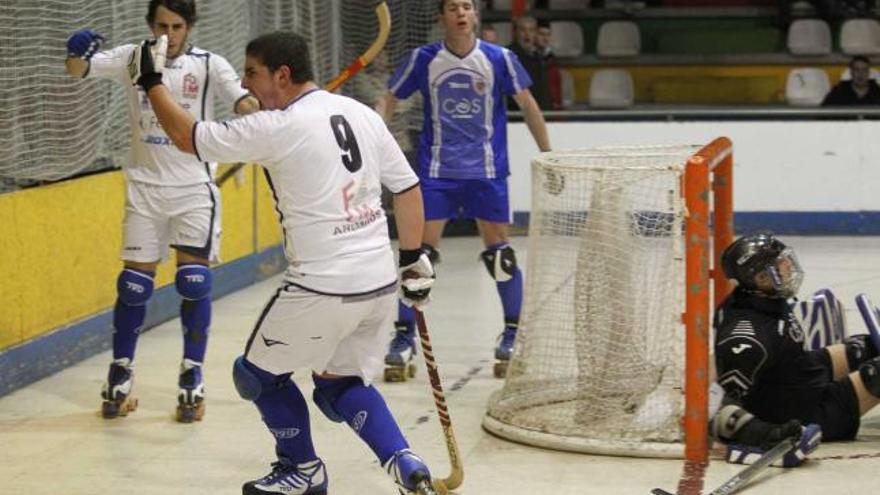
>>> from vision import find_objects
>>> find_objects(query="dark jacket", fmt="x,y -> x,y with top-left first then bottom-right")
714,288 -> 833,424
821,80 -> 880,106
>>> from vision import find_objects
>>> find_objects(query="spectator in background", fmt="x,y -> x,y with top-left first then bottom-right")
481,22 -> 499,44
508,16 -> 552,110
822,56 -> 880,105
535,19 -> 563,109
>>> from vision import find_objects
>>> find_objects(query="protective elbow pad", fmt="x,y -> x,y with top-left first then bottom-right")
859,356 -> 880,399
116,268 -> 155,306
232,356 -> 263,401
312,375 -> 360,423
176,264 -> 212,301
480,245 -> 517,282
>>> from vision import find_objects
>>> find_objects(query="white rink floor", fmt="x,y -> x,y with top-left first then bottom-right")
3,236 -> 880,495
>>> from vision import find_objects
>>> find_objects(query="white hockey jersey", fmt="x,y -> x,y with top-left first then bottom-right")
194,89 -> 419,295
88,44 -> 248,186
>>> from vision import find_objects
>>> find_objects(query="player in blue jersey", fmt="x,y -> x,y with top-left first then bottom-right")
376,0 -> 551,379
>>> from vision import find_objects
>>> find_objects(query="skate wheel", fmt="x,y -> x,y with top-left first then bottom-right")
176,402 -> 205,423
101,401 -> 118,419
406,363 -> 417,378
493,362 -> 508,379
384,367 -> 406,382
102,396 -> 138,419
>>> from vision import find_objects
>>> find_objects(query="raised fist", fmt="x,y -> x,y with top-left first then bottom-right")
67,29 -> 105,60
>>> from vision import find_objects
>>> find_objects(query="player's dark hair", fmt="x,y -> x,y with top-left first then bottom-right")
850,55 -> 871,68
246,32 -> 314,84
146,0 -> 197,27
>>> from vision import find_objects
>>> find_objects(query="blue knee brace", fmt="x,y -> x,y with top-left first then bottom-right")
312,375 -> 362,423
176,264 -> 212,301
116,268 -> 154,306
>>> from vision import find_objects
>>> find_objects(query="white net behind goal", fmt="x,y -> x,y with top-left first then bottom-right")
0,0 -> 439,191
484,145 -> 702,458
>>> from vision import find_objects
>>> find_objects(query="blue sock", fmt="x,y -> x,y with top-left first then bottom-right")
244,361 -> 317,463
113,301 -> 145,361
181,298 -> 211,363
489,242 -> 523,327
397,301 -> 415,335
313,376 -> 408,464
112,268 -> 154,361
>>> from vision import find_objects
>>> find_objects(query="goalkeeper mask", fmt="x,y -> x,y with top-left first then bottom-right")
750,247 -> 804,298
722,233 -> 804,299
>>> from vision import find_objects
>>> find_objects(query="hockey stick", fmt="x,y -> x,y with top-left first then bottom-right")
651,435 -> 798,495
414,309 -> 464,494
216,1 -> 392,187
855,293 -> 880,354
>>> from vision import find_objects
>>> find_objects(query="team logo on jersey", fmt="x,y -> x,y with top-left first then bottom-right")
786,317 -> 806,344
473,77 -> 487,96
182,73 -> 199,99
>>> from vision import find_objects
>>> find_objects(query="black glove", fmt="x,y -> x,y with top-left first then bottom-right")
734,417 -> 803,450
127,35 -> 167,91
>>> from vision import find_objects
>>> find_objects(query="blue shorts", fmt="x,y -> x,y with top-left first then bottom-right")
421,177 -> 510,223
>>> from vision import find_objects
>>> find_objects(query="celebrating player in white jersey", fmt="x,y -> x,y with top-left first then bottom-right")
127,30 -> 439,495
64,0 -> 258,423
376,0 -> 551,380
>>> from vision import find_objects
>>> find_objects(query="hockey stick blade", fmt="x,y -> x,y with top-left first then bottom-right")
652,435 -> 796,495
709,436 -> 797,495
216,1 -> 391,187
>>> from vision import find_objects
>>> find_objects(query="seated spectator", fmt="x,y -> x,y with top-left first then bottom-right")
508,15 -> 553,110
822,56 -> 880,105
535,20 -> 563,109
481,22 -> 499,44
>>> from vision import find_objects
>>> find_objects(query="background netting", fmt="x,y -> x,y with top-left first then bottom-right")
0,0 -> 449,192
484,145 -> 701,458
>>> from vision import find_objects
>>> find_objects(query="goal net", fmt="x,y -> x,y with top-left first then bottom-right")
484,139 -> 733,460
0,0 -> 440,191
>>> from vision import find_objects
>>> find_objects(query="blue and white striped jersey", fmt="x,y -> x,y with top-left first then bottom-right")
388,40 -> 531,180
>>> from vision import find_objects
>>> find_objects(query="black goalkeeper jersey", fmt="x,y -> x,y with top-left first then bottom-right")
714,288 -> 833,424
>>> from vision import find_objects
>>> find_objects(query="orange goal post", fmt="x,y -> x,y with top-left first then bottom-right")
484,137 -> 734,462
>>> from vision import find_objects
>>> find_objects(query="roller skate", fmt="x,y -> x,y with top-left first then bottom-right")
242,457 -> 327,495
384,449 -> 437,495
493,325 -> 518,378
176,358 -> 205,423
384,322 -> 417,382
101,358 -> 138,418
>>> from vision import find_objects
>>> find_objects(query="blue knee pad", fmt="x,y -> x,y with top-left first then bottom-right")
312,375 -> 362,423
116,268 -> 154,306
176,264 -> 212,301
233,355 -> 286,401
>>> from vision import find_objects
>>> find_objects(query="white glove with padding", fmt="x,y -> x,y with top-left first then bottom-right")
399,249 -> 435,309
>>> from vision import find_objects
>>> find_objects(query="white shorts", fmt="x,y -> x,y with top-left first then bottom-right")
244,283 -> 397,384
121,181 -> 221,263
